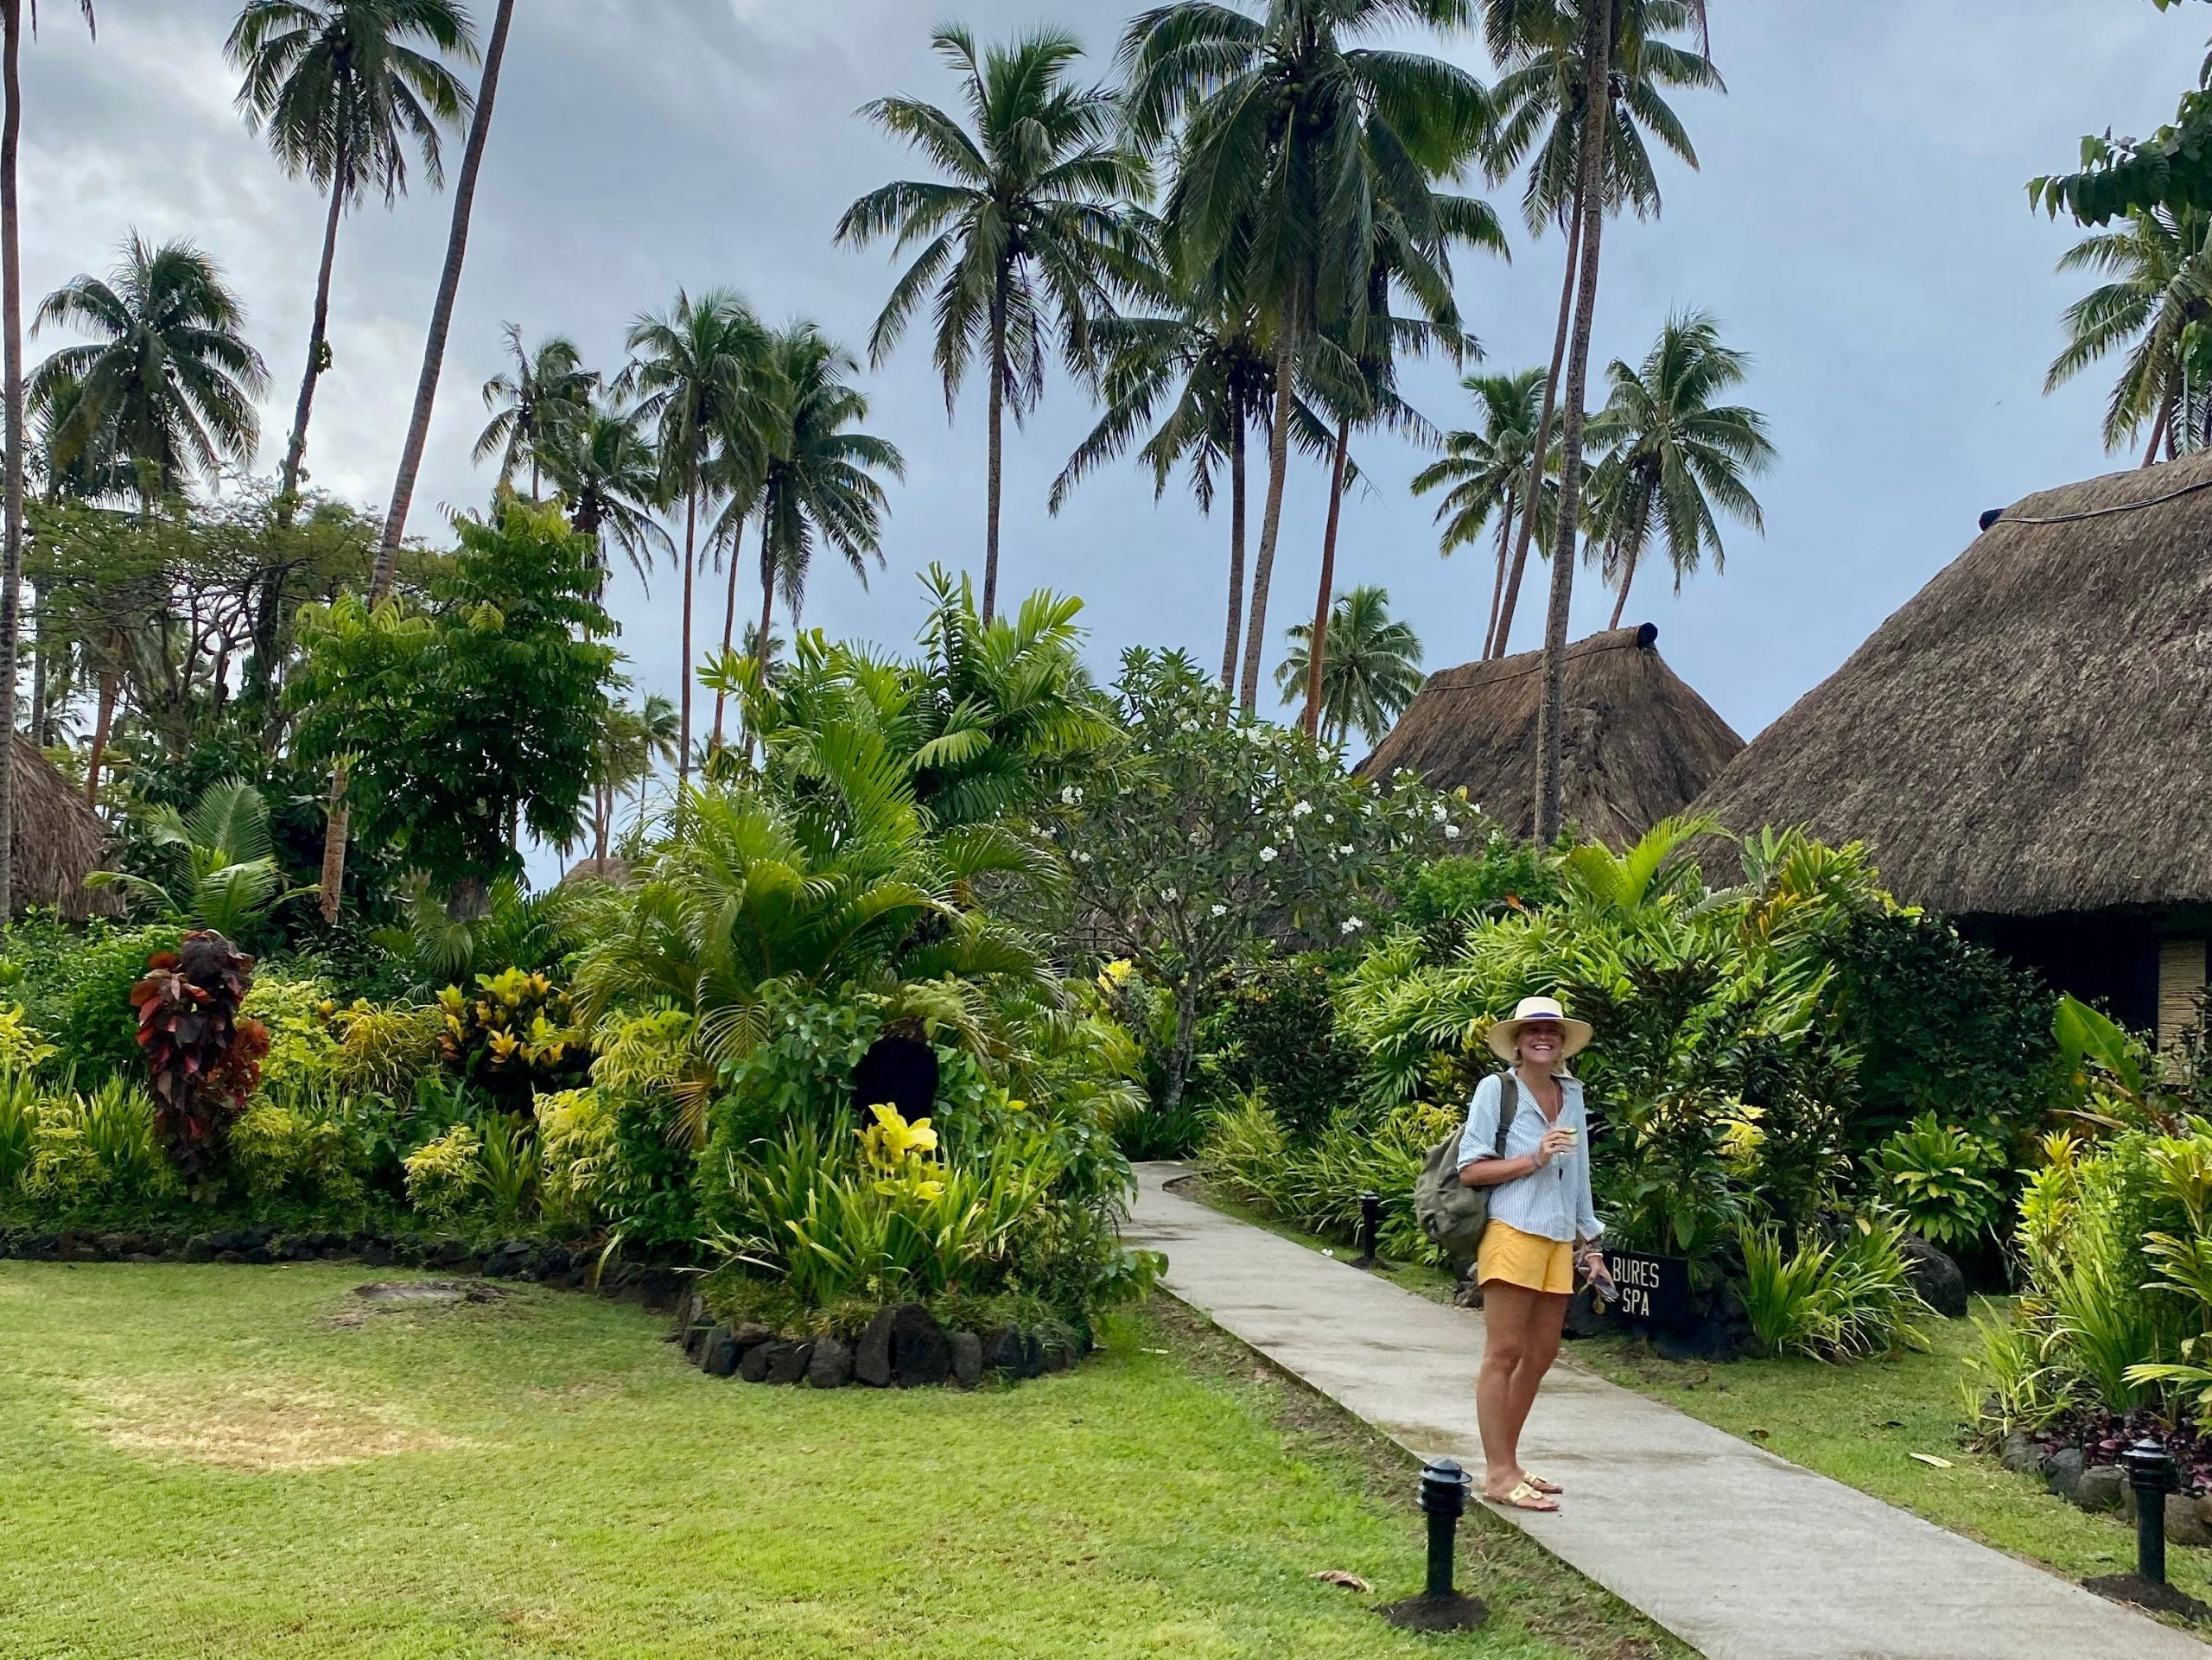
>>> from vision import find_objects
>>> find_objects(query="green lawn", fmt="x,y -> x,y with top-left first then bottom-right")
0,1263 -> 1679,1660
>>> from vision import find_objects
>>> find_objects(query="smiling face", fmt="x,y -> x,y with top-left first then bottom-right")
1516,1020 -> 1565,1068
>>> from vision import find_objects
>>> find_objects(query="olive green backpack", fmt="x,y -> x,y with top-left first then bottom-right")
1411,1073 -> 1520,1262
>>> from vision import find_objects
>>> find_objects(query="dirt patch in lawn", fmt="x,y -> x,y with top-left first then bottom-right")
70,1374 -> 463,1471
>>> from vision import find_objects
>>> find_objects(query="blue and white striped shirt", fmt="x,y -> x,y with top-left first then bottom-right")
1455,1072 -> 1605,1245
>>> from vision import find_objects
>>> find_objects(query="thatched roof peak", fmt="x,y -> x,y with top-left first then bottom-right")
1693,448 -> 2212,918
1359,624 -> 1744,848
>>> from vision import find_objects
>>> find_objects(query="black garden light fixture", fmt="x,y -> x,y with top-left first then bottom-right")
1354,1191 -> 1382,1269
1376,1459 -> 1489,1631
2122,1437 -> 2177,1587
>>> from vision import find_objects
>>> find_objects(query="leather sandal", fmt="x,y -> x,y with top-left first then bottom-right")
1485,1478 -> 1559,1512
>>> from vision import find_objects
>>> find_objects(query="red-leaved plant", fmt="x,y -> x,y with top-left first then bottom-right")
130,931 -> 270,1182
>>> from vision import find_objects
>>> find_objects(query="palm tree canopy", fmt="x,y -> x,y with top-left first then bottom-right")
1119,0 -> 1493,356
1412,366 -> 1558,553
29,233 -> 270,499
1585,308 -> 1773,595
1051,268 -> 1344,512
226,0 -> 476,204
620,288 -> 772,503
2047,205 -> 2212,453
474,323 -> 595,485
1274,583 -> 1423,747
542,394 -> 673,585
836,25 -> 1151,418
1484,0 -> 1720,232
712,321 -> 905,617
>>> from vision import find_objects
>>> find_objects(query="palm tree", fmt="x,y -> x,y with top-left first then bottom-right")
1481,0 -> 1718,658
324,0 -> 514,923
2047,206 -> 2212,462
1297,190 -> 1497,738
1120,0 -> 1490,712
474,324 -> 593,495
622,288 -> 771,792
1479,0 -> 1716,838
1052,270 -> 1332,689
1274,585 -> 1422,749
708,321 -> 903,754
1585,309 -> 1771,626
3,0 -> 97,922
29,235 -> 269,506
837,25 -> 1146,624
540,393 -> 670,587
368,0 -> 514,600
1412,366 -> 1555,658
226,0 -> 474,520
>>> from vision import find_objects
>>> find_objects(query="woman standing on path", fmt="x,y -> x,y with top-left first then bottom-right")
1457,995 -> 1611,1513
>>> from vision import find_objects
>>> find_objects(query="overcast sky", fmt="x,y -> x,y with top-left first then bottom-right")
14,0 -> 2194,858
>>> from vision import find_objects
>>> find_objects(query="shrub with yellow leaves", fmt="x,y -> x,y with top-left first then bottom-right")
434,967 -> 588,1112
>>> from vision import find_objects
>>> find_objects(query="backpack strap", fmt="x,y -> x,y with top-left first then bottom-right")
1493,1072 -> 1519,1158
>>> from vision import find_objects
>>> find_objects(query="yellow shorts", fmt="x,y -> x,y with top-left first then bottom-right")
1478,1219 -> 1575,1295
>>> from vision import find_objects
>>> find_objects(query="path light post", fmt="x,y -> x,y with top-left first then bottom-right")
1355,1192 -> 1381,1269
1421,1457 -> 1465,1596
2123,1438 -> 2176,1587
1377,1459 -> 1489,1631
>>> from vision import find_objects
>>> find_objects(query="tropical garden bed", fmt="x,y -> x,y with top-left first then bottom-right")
0,1261 -> 1683,1660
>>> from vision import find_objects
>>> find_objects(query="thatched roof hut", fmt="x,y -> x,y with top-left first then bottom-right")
10,736 -> 116,919
1358,624 -> 1745,847
557,855 -> 634,889
1692,450 -> 2212,1036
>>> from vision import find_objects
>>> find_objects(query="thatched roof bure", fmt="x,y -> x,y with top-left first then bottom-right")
1358,625 -> 1745,848
9,735 -> 116,919
1693,450 -> 2212,919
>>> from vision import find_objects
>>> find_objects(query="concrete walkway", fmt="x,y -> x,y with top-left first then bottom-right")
1128,1164 -> 2207,1660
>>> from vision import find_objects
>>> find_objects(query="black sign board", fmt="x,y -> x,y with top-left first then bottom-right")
1599,1247 -> 1694,1328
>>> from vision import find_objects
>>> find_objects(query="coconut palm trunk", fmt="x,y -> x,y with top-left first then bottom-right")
83,671 -> 116,807
370,0 -> 512,600
1483,498 -> 1516,658
321,0 -> 516,921
1301,413 -> 1352,737
2145,398 -> 2172,467
1534,0 -> 1613,843
1239,337 -> 1298,714
0,0 -> 24,916
1222,410 -> 1247,689
983,279 -> 1007,625
1492,187 -> 1581,658
278,120 -> 348,519
677,485 -> 696,791
709,512 -> 743,755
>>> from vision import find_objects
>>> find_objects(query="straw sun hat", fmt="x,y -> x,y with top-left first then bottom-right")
1484,995 -> 1593,1063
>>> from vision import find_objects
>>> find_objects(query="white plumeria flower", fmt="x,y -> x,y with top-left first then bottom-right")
1061,785 -> 1083,805
1210,903 -> 1228,918
1259,846 -> 1279,863
1338,843 -> 1355,856
1341,917 -> 1366,935
1160,887 -> 1179,903
1292,799 -> 1312,817
1445,824 -> 1462,840
1323,813 -> 1335,825
1431,803 -> 1447,823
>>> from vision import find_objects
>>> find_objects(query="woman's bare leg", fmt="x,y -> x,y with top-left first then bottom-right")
1504,1292 -> 1569,1467
1478,1282 -> 1549,1499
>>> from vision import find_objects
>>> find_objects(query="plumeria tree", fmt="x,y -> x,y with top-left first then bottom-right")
1047,648 -> 1483,1112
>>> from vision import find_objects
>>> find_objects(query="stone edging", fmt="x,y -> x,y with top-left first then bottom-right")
672,1289 -> 1088,1391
